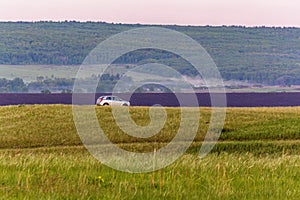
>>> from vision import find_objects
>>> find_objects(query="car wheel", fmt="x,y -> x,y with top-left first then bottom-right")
103,103 -> 109,106
122,104 -> 128,106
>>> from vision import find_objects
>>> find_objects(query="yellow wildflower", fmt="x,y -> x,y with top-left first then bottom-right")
97,176 -> 105,183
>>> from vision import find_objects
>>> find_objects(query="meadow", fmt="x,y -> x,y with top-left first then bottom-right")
0,105 -> 300,199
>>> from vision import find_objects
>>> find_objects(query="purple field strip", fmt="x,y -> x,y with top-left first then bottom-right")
0,93 -> 300,107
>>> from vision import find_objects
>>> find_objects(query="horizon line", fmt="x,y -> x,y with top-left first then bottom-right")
0,20 -> 299,29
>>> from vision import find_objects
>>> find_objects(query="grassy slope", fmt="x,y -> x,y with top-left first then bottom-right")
1,105 -> 300,199
1,105 -> 300,152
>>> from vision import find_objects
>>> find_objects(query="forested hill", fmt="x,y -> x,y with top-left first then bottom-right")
0,21 -> 300,85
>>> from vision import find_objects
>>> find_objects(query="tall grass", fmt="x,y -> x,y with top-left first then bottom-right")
0,148 -> 299,199
1,105 -> 300,199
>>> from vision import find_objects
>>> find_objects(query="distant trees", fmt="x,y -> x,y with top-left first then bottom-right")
41,89 -> 51,94
0,73 -> 133,93
0,78 -> 28,93
28,77 -> 75,93
96,73 -> 132,93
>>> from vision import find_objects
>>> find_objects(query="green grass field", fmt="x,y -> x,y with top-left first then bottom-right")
1,105 -> 300,199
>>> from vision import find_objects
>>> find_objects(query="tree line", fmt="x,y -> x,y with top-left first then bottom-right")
0,22 -> 299,85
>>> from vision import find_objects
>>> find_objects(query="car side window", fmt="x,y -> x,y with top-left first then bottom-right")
106,97 -> 111,100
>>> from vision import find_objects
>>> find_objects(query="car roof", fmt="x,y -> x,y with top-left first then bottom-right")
99,95 -> 119,98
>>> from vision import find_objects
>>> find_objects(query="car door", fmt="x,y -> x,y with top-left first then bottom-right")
106,96 -> 113,105
113,96 -> 122,106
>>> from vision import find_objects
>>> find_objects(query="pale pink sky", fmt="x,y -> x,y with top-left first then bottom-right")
0,0 -> 299,27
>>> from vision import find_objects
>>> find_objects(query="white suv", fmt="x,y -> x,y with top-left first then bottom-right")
96,96 -> 130,106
